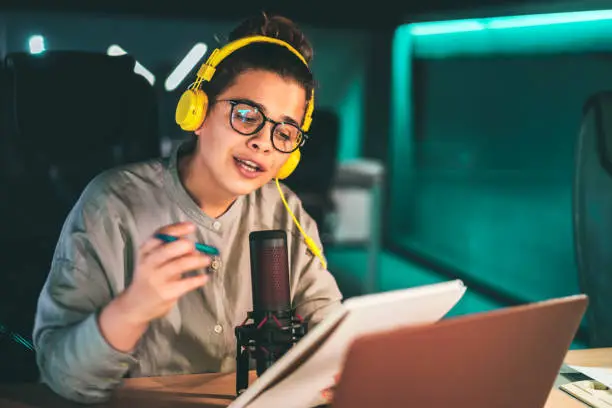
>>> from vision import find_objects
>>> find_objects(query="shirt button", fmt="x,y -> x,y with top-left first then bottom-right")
211,259 -> 221,270
212,221 -> 221,231
214,324 -> 223,334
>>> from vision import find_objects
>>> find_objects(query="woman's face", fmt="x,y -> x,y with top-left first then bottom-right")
193,69 -> 307,198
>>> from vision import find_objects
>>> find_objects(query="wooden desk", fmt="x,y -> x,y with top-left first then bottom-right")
563,348 -> 612,368
0,371 -> 258,408
0,349 -> 609,408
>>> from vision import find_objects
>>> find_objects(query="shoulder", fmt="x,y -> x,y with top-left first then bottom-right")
75,158 -> 165,218
254,180 -> 305,219
247,179 -> 319,238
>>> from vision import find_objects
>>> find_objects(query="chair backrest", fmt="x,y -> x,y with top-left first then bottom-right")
5,51 -> 160,203
573,91 -> 612,347
284,109 -> 340,242
0,51 -> 161,381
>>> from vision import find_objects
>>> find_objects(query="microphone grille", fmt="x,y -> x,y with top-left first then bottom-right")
250,230 -> 291,312
265,245 -> 288,300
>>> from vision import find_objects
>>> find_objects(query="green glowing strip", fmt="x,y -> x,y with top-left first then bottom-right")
410,9 -> 612,36
388,25 -> 414,231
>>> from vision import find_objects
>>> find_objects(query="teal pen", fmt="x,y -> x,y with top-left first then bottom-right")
154,233 -> 220,256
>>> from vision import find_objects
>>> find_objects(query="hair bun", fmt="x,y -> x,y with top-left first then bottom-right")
229,12 -> 313,64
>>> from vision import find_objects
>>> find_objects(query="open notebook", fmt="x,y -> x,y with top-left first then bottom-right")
229,279 -> 467,408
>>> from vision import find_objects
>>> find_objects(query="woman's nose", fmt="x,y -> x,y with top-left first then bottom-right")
247,121 -> 274,152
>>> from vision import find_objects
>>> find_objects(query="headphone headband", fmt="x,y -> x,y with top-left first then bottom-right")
192,35 -> 314,132
197,35 -> 308,80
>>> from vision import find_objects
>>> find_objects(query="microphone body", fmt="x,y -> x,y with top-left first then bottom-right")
235,230 -> 307,395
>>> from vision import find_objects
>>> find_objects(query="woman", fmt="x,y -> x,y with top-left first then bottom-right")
33,13 -> 343,403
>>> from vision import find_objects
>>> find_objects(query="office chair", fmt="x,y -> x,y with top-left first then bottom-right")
0,51 -> 161,382
0,58 -> 39,383
573,91 -> 612,347
283,109 -> 340,244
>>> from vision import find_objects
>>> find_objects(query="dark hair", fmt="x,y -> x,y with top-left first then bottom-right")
204,13 -> 316,119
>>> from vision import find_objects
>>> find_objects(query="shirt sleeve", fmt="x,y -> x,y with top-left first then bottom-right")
32,176 -> 137,404
284,190 -> 344,328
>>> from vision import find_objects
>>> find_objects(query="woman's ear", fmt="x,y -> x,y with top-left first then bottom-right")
194,109 -> 211,137
194,96 -> 215,137
194,123 -> 205,137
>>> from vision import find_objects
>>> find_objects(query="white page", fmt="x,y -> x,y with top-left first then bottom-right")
230,279 -> 466,408
568,365 -> 612,389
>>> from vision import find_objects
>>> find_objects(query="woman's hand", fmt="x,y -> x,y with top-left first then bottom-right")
319,372 -> 341,406
98,221 -> 210,352
118,221 -> 211,324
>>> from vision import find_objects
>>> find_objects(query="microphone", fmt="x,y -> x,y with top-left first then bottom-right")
234,230 -> 308,395
250,230 -> 291,319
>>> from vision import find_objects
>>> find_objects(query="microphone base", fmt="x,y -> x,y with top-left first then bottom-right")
234,309 -> 307,395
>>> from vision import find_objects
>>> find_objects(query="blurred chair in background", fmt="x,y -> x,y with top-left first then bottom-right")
573,91 -> 612,347
0,51 -> 161,382
0,56 -> 38,383
284,109 -> 340,244
330,159 -> 385,296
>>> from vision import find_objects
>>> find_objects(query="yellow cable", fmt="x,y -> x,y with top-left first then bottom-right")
275,179 -> 327,270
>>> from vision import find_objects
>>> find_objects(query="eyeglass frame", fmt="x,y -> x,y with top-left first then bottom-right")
216,99 -> 309,154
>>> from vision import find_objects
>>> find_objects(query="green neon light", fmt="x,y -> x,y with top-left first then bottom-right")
410,9 -> 612,35
488,10 -> 612,28
410,20 -> 485,36
388,25 -> 414,233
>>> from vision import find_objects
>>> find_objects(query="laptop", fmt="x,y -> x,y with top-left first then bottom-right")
331,294 -> 588,408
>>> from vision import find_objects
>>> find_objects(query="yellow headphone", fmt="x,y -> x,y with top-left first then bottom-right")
175,35 -> 326,269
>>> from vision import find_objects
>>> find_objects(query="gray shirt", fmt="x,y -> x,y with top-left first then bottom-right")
32,140 -> 343,404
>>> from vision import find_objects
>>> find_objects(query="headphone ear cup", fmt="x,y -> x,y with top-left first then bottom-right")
276,149 -> 301,180
175,89 -> 209,131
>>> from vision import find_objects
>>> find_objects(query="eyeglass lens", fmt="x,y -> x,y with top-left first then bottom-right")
230,102 -> 302,153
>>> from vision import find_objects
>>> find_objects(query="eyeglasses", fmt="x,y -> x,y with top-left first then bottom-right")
219,99 -> 308,154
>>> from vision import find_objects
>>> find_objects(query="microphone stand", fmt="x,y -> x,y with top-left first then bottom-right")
235,309 -> 307,395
